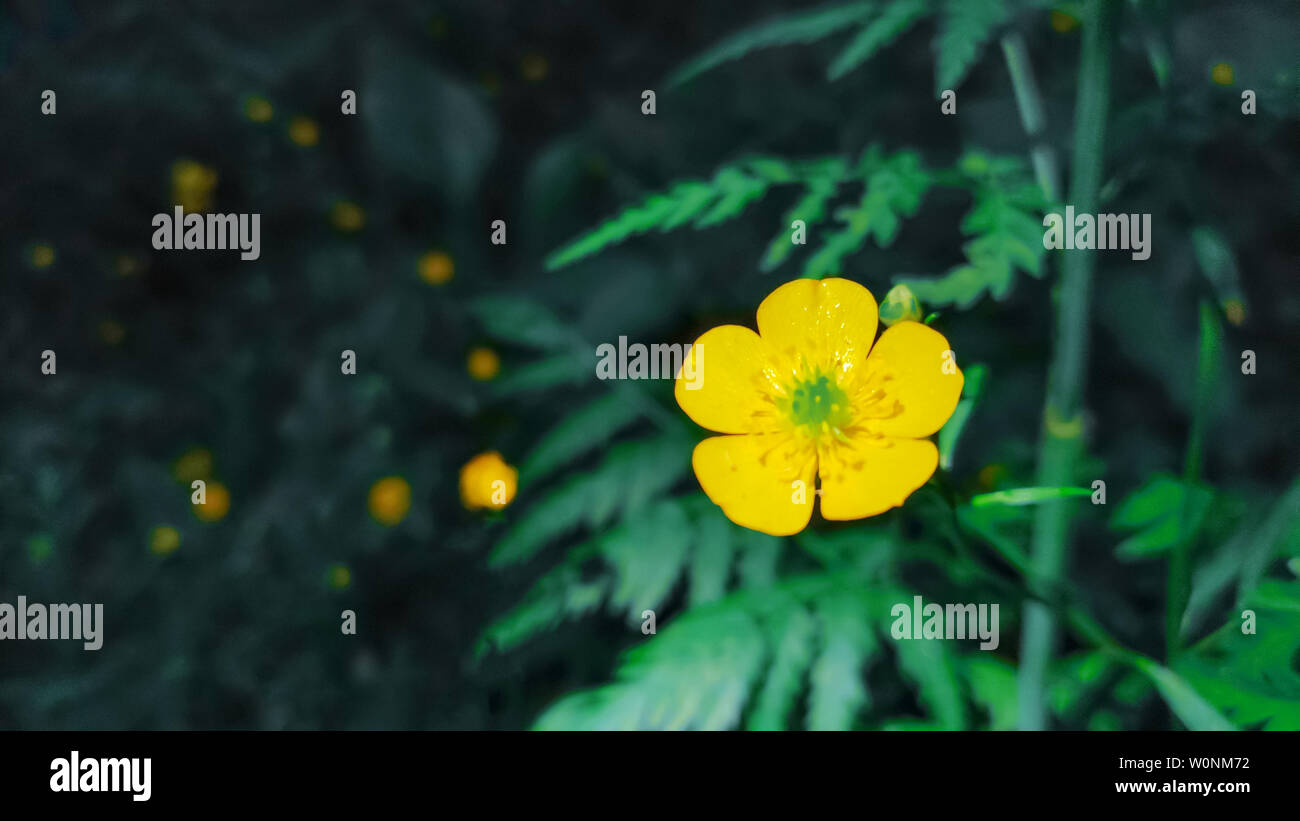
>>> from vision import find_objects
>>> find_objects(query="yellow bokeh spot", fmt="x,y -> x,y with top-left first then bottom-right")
368,476 -> 411,526
194,481 -> 231,522
521,53 -> 548,83
115,255 -> 140,277
1222,298 -> 1246,327
328,564 -> 352,589
150,525 -> 181,556
480,71 -> 502,95
98,320 -> 126,346
1211,62 -> 1234,86
31,244 -> 56,268
330,201 -> 366,232
173,447 -> 213,484
1050,10 -> 1079,33
467,346 -> 501,381
418,250 -> 455,285
289,115 -> 320,146
245,95 -> 274,122
171,160 -> 218,213
459,451 -> 519,512
977,464 -> 1008,491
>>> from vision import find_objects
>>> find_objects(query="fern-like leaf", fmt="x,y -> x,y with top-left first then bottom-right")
934,0 -> 1009,94
827,0 -> 929,80
668,1 -> 879,88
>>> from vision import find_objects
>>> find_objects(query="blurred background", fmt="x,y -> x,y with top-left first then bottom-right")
1,0 -> 1297,730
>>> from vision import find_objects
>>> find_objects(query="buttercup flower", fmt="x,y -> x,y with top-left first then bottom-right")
193,481 -> 231,522
459,451 -> 518,512
675,277 -> 963,536
368,476 -> 411,526
467,346 -> 501,381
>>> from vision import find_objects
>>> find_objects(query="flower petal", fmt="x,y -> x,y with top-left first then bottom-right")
864,321 -> 964,438
675,324 -> 776,434
756,277 -> 879,374
817,436 -> 938,520
692,433 -> 816,536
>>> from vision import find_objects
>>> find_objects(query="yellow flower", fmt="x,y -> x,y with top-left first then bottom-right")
150,525 -> 181,556
171,160 -> 218,212
31,244 -> 55,268
1222,298 -> 1246,327
245,95 -> 274,122
1050,10 -> 1079,33
98,320 -> 125,346
675,278 -> 964,536
115,255 -> 140,277
328,563 -> 352,589
418,250 -> 455,285
330,200 -> 366,232
173,447 -> 213,484
194,481 -> 231,522
459,451 -> 518,512
520,52 -> 548,83
289,115 -> 319,146
467,346 -> 501,381
1210,62 -> 1234,86
368,476 -> 411,526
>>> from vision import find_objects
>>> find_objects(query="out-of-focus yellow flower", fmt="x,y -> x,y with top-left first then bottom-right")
467,346 -> 501,381
172,160 -> 218,212
173,447 -> 213,484
418,250 -> 455,285
521,52 -> 548,83
194,481 -> 231,522
115,255 -> 140,277
150,525 -> 181,556
97,320 -> 126,346
1050,10 -> 1079,33
330,200 -> 365,232
245,95 -> 274,122
459,451 -> 518,512
328,563 -> 352,589
289,115 -> 319,146
675,278 -> 964,535
977,463 -> 1008,491
1211,62 -> 1234,86
1222,298 -> 1246,327
31,244 -> 55,268
879,283 -> 923,326
368,476 -> 411,526
479,71 -> 502,96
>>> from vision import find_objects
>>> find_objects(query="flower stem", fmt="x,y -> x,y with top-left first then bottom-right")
1016,0 -> 1118,731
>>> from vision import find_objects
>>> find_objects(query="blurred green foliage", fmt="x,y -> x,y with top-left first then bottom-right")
2,0 -> 1297,729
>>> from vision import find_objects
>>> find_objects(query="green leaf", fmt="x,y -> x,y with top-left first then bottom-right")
970,485 -> 1092,507
894,636 -> 968,729
747,598 -> 817,730
519,393 -> 643,485
489,354 -> 588,397
687,506 -> 735,606
1110,474 -> 1213,559
964,655 -> 1018,730
803,149 -> 929,279
668,1 -> 879,87
934,0 -> 1009,95
807,588 -> 877,730
1133,656 -> 1236,731
489,436 -> 689,566
827,0 -> 928,80
475,560 -> 607,658
469,295 -> 578,352
938,363 -> 987,470
601,500 -> 692,620
760,161 -> 846,271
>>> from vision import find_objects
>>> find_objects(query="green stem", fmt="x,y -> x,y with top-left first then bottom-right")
1017,0 -> 1117,731
1166,300 -> 1221,657
1000,31 -> 1061,202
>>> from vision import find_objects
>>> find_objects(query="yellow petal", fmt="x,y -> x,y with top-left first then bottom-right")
864,321 -> 963,438
692,433 -> 816,536
818,436 -> 938,520
675,325 -> 776,434
756,277 -> 878,374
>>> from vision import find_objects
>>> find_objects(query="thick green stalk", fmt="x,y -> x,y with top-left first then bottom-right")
1017,0 -> 1117,731
1000,31 -> 1061,202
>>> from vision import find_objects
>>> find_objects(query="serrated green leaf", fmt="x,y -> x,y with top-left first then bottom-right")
934,0 -> 1008,94
668,1 -> 879,88
468,295 -> 578,351
807,588 -> 877,730
519,393 -> 643,485
602,499 -> 692,620
894,636 -> 968,729
827,0 -> 928,80
688,506 -> 734,605
747,599 -> 817,730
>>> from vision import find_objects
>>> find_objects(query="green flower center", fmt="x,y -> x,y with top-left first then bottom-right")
778,371 -> 852,436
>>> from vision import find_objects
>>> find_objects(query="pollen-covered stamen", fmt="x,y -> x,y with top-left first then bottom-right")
775,369 -> 854,439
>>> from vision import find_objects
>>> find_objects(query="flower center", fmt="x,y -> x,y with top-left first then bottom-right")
777,371 -> 852,437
